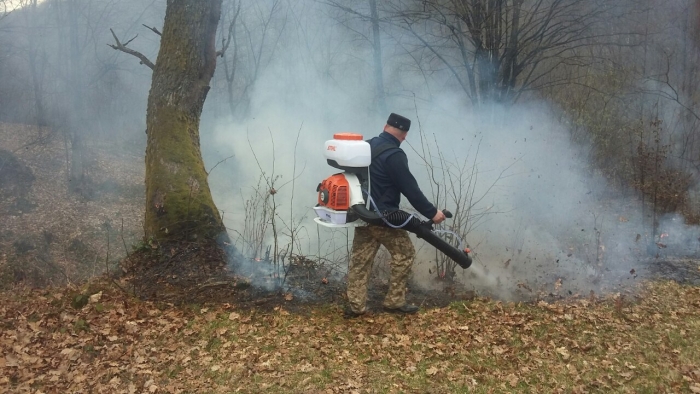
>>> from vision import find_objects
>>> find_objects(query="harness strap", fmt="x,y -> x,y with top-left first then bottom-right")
368,140 -> 399,161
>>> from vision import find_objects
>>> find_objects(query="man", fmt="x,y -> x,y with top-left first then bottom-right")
345,113 -> 445,318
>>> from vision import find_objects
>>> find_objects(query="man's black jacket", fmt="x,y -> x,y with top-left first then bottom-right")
367,131 -> 437,220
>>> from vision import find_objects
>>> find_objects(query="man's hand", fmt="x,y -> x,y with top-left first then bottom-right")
432,210 -> 446,224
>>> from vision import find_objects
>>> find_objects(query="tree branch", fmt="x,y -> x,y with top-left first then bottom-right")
107,28 -> 155,70
217,0 -> 241,57
142,23 -> 161,36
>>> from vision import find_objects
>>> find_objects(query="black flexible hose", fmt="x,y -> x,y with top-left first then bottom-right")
350,204 -> 472,269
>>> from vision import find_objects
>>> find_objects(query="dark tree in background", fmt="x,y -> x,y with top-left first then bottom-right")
142,0 -> 226,242
218,0 -> 287,119
325,0 -> 388,115
391,0 -> 609,106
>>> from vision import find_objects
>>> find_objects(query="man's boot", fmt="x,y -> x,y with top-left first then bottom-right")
383,304 -> 419,314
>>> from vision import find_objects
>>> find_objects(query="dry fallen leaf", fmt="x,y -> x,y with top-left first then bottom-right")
4,354 -> 19,367
89,291 -> 103,303
556,347 -> 570,360
426,366 -> 438,376
507,373 -> 519,387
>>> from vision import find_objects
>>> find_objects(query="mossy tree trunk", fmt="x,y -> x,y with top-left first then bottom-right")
144,0 -> 225,242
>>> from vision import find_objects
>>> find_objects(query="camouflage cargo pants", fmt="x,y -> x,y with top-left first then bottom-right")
347,225 -> 416,313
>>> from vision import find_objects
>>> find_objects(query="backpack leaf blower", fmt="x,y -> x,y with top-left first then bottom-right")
313,133 -> 472,269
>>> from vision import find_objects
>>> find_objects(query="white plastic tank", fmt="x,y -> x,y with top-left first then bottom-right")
324,133 -> 371,167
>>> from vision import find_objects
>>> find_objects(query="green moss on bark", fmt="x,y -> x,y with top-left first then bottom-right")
144,104 -> 224,241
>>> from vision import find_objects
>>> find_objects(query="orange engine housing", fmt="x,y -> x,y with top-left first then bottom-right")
317,174 -> 350,211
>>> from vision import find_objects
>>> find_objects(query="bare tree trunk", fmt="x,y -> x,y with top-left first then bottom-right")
67,0 -> 87,193
695,0 -> 700,46
221,0 -> 241,118
144,0 -> 226,242
369,0 -> 387,115
24,0 -> 47,126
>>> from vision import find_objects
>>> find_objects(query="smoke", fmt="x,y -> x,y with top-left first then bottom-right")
402,101 -> 606,299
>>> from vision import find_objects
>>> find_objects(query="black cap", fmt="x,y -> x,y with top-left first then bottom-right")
387,113 -> 411,132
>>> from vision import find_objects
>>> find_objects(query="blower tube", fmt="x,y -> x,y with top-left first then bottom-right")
351,205 -> 472,269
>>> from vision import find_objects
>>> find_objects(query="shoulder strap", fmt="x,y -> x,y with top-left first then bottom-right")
369,141 -> 400,161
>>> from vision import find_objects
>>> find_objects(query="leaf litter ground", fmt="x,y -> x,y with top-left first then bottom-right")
1,280 -> 699,393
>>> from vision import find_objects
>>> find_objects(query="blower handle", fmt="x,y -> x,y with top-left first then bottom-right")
423,209 -> 453,229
